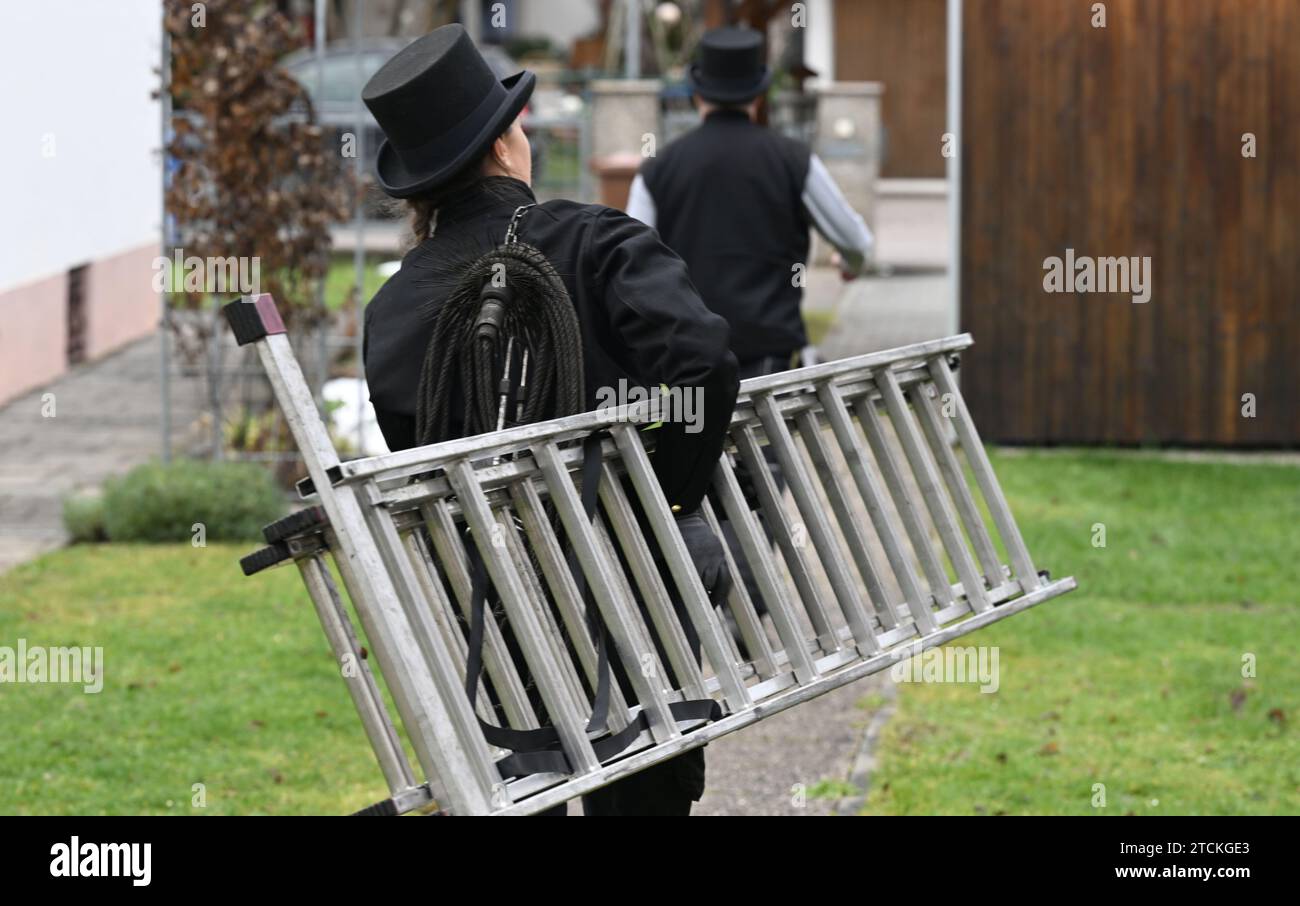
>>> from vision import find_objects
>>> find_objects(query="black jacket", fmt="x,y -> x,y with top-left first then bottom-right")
639,109 -> 812,362
362,177 -> 739,512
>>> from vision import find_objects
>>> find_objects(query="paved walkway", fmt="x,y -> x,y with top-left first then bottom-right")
0,334 -> 204,574
695,676 -> 891,816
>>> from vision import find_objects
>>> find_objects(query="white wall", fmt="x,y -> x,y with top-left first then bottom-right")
514,0 -> 599,50
0,0 -> 162,290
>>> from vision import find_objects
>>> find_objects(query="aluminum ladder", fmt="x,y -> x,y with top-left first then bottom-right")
227,294 -> 1077,816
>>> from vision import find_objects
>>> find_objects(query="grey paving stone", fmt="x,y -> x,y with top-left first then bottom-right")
0,333 -> 206,576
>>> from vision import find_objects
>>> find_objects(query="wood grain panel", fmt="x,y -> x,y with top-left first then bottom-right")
961,0 -> 1299,445
834,0 -> 947,178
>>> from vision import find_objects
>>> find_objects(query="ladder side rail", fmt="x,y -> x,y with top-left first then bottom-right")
336,336 -> 976,486
231,300 -> 495,815
360,369 -> 934,510
495,572 -> 1077,816
296,554 -> 417,793
733,334 -> 973,397
315,534 -> 456,812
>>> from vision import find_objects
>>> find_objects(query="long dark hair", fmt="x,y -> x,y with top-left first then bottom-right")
388,129 -> 514,247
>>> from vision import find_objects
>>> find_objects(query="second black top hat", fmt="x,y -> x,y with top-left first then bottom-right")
688,26 -> 772,104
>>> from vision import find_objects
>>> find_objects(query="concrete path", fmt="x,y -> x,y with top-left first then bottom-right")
0,333 -> 204,574
694,676 -> 891,816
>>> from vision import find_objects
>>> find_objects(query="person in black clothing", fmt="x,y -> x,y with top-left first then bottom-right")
359,25 -> 738,815
626,26 -> 874,378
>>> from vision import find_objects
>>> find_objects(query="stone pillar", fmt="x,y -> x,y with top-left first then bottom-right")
588,79 -> 660,209
810,81 -> 884,265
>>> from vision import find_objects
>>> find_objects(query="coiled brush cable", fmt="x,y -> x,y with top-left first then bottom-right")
414,227 -> 584,446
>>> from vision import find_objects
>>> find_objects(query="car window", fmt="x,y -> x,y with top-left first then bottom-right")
292,53 -> 389,105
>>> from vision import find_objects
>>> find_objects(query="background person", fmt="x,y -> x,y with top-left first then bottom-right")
626,25 -> 874,381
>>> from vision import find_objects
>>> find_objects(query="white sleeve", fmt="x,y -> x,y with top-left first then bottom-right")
624,173 -> 657,228
801,154 -> 874,274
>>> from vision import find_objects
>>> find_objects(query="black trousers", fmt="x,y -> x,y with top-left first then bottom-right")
534,670 -> 706,815
578,560 -> 707,817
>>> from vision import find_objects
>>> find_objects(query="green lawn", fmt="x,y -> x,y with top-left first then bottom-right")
0,451 -> 1296,815
0,544 -> 383,815
325,253 -> 389,311
859,450 -> 1300,815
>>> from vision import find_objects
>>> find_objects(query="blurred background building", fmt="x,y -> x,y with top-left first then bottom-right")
0,1 -> 162,407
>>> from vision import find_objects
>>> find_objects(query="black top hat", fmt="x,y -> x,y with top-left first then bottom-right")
362,24 -> 535,198
688,26 -> 772,105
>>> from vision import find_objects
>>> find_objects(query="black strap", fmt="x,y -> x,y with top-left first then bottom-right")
350,798 -> 399,817
571,433 -> 614,737
494,700 -> 723,780
464,432 -> 721,781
